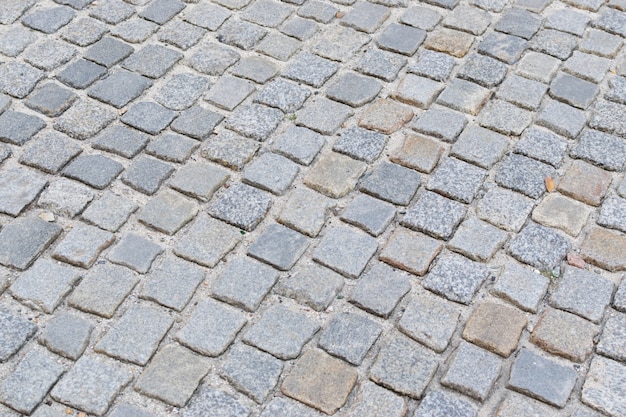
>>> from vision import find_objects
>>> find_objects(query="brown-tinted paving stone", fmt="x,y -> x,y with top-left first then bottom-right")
582,355 -> 626,417
463,300 -> 527,357
277,187 -> 335,237
304,152 -> 366,199
580,227 -> 626,272
557,160 -> 611,206
390,133 -> 444,173
424,28 -> 474,57
531,308 -> 598,362
379,227 -> 442,276
281,349 -> 357,415
358,98 -> 413,134
532,193 -> 591,236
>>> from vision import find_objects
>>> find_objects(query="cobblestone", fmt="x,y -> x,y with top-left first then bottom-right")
85,37 -> 134,68
349,262 -> 410,317
424,28 -> 474,57
411,107 -> 467,142
408,49 -> 455,82
52,223 -> 114,268
0,167 -> 47,216
508,222 -> 570,270
107,233 -> 163,273
255,78 -> 310,113
0,308 -> 36,362
452,126 -> 508,168
248,223 -> 308,270
550,266 -> 613,323
123,154 -> 175,194
318,312 -> 380,365
25,82 -> 77,117
356,48 -> 406,82
401,191 -> 466,239
423,253 -> 490,305
390,133 -> 444,173
532,193 -> 591,236
437,78 -> 490,115
212,257 -> 278,311
33,177 -> 94,216
464,300 -> 527,357
313,225 -> 377,278
341,193 -> 395,236
276,263 -> 343,311
201,130 -> 259,170
428,157 -> 486,204
492,261 -> 549,313
81,191 -> 137,232
0,111 -> 45,146
206,75 -> 255,111
582,356 -> 626,417
0,217 -> 62,270
40,312 -> 93,360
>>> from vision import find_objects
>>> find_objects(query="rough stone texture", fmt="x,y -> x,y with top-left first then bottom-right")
248,223 -> 308,270
0,217 -> 62,271
277,187 -> 334,237
508,222 -> 570,271
341,193 -> 395,236
243,153 -> 299,195
380,227 -> 442,276
0,307 -> 37,362
346,382 -> 406,417
313,225 -> 378,278
414,390 -> 477,417
275,264 -> 344,311
19,131 -> 82,174
40,312 -> 93,360
305,152 -> 366,198
495,392 -> 560,417
390,133 -> 444,173
441,342 -> 501,401
582,356 -> 626,417
537,99 -> 586,139
270,126 -> 325,166
62,154 -> 123,189
423,253 -> 490,305
449,217 -> 508,261
572,129 -> 626,172
201,130 -> 259,171
0,167 -> 48,217
424,28 -> 474,57
333,126 -> 387,163
208,183 -> 272,231
597,312 -> 626,364
532,193 -> 591,236
52,223 -> 114,268
81,191 -> 137,232
401,191 -> 466,239
428,157 -> 486,204
359,162 -> 421,205
558,160 -> 611,207
492,261 -> 550,313
516,127 -> 567,168
411,107 -> 467,143
297,97 -> 354,135
138,189 -> 198,235
107,233 -> 164,273
349,262 -> 411,317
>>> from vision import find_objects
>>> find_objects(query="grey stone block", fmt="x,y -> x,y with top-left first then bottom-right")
458,54 -> 507,88
170,162 -> 229,202
157,20 -> 205,50
581,356 -> 626,417
139,256 -> 205,311
428,157 -> 486,204
356,49 -> 406,82
370,332 -> 438,399
359,162 -> 420,205
52,223 -> 114,268
449,217 -> 508,261
107,233 -> 163,273
479,100 -> 533,135
243,153 -> 299,195
220,343 -> 283,403
92,125 -> 149,159
313,225 -> 377,278
593,8 -> 626,36
88,70 -> 152,108
311,25 -> 369,62
423,253 -> 489,305
508,222 -> 570,271
563,51 -> 611,85
516,51 -> 561,83
408,50 -> 455,82
346,382 -> 406,417
89,0 -> 134,24
134,345 -> 210,408
276,263 -> 344,311
545,8 -> 589,36
0,217 -> 62,270
452,126 -> 508,168
537,99 -> 586,139
495,392 -> 559,417
254,78 -> 310,113
138,189 -> 198,235
0,167 -> 47,216
54,99 -> 117,140
24,83 -> 77,117
201,130 -> 260,171
183,2 -> 231,30
530,29 -> 578,60
436,78 -> 490,115
121,101 -> 176,135
580,29 -> 622,58
508,348 -> 577,407
0,62 -> 44,98
350,262 -> 410,317
212,257 -> 279,311
414,390 -> 476,417
139,0 -> 185,24
607,75 -> 626,105
590,99 -> 626,137
492,261 -> 550,313
340,2 -> 389,33
495,154 -> 555,199
51,355 -> 131,416
226,104 -> 283,141
297,0 -> 336,23
85,37 -> 134,68
69,263 -> 139,318
280,16 -> 318,40
110,18 -> 158,43
146,133 -> 198,163
422,0 -> 459,8
377,23 -> 425,56
108,404 -> 157,417
442,342 -> 501,401
217,20 -> 268,50
205,75 -> 255,111
597,313 -> 626,362
182,386 -> 250,417
22,5 -> 75,34
56,59 -> 107,89
0,348 -> 65,414
411,107 -> 467,142
333,127 -> 386,163
296,97 -> 354,135
243,305 -> 320,359
341,193 -> 395,236
495,8 -> 541,39
573,128 -> 626,170
478,32 -> 527,64
399,5 -> 441,30
40,312 -> 93,360
0,27 -> 36,58
61,17 -> 109,46
394,74 -> 443,109
549,73 -> 598,109
271,126 -> 325,166
516,127 -> 567,167
81,191 -> 137,232
598,196 -> 626,233
497,74 -> 547,111
242,0 -> 292,27
248,224 -> 308,270
401,191 -> 466,239
122,44 -> 182,78
318,312 -> 381,365
123,155 -> 174,195
0,111 -> 45,146
283,52 -> 338,87
208,183 -> 272,231
260,397 -> 323,417
186,43 -> 240,76
0,307 -> 37,362
277,187 -> 334,237
231,56 -> 278,84
62,154 -> 123,190
551,266 -> 613,323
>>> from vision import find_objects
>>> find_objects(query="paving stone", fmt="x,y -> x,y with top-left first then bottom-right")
55,100 -> 117,140
340,2 -> 389,33
244,305 -> 319,359
0,26 -> 37,58
598,195 -> 626,234
176,298 -> 247,355
212,256 -> 279,311
341,193 -> 395,236
0,0 -> 35,24
168,163 -> 228,202
537,99 -> 586,139
0,348 -> 65,415
317,312 -> 381,366
174,215 -> 239,269
107,233 -> 163,273
590,99 -> 626,137
84,37 -> 134,68
61,16 -> 108,46
0,111 -> 45,146
593,8 -> 626,37
495,7 -> 541,39
66,154 -> 124,191
411,107 -> 467,142
463,300 -> 527,357
208,183 -> 272,231
221,343 -> 283,403
254,78 -> 310,113
313,225 -> 377,278
201,130 -> 259,170
139,256 -> 205,311
570,407 -> 606,417
530,29 -> 578,60
428,157 -> 486,204
242,0 -> 292,27
558,160 -> 611,206
121,101 -> 176,135
423,253 -> 490,305
442,5 -> 489,35
242,153 -> 299,196
407,50 -> 455,82
549,73 -> 598,109
123,44 -> 182,78
0,307 -> 36,362
230,56 -> 278,84
350,262 -> 410,317
495,154 -> 555,199
509,222 -> 570,270
441,342 -> 501,401
377,23 -> 425,56
414,390 -> 476,417
358,99 -> 413,135
451,126 -> 508,169
22,5 -> 75,34
139,189 -> 198,235
0,167 -> 47,216
56,59 -> 107,89
51,355 -> 131,416
370,332 -> 438,399
393,74 -> 443,110
248,223 -> 308,270
283,52 -> 338,87
480,100 -> 533,136
110,18 -> 158,43
276,264 -> 343,311
449,217 -> 508,262
399,5 -> 440,30
544,8 -> 589,36
305,152 -> 366,198
87,70 -> 151,109
270,126 -> 325,166
495,75 -> 547,111
0,145 -> 9,167
53,223 -> 114,268
508,348 -> 577,407
346,382 -> 406,417
277,188 -> 332,237
0,62 -> 43,98
81,191 -> 137,232
40,312 -> 93,360
424,28 -> 474,58
532,193 -> 591,236
280,15 -> 318,40
157,19 -> 205,50
607,75 -> 626,106
186,43 -> 240,75
281,349 -> 356,415
582,355 -> 626,417
580,29 -> 623,58
325,73 -> 381,108
311,25 -> 369,62
613,277 -> 626,312
563,52 -> 611,85
597,312 -> 626,362
0,217 -> 62,270
183,386 -> 251,417
135,345 -> 211,408
332,127 -> 385,163
515,127 -> 566,168
92,125 -> 149,159
255,31 -> 301,61
458,54 -> 507,89
516,51 -> 561,83
355,48 -> 406,82
531,307 -> 598,362
206,75 -> 255,111
390,133 -> 444,173
478,33 -> 527,65
139,0 -> 185,24
581,227 -> 626,272
108,404 -> 157,417
401,191 -> 466,239
296,97 -> 354,135
495,392 -> 560,417
226,104 -> 283,141
171,106 -> 223,140
183,2 -> 231,30
217,20 -> 268,50
89,0 -> 134,24
436,79 -> 490,115
24,82 -> 77,117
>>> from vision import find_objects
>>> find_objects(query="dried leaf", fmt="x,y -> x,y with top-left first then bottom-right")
65,408 -> 72,415
567,253 -> 585,268
545,177 -> 555,192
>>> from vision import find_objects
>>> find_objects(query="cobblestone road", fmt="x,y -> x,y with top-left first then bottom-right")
0,0 -> 625,416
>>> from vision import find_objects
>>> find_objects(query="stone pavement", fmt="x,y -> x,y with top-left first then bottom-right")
0,0 -> 625,416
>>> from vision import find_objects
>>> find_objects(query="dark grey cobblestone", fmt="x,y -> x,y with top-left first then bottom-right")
0,217 -> 62,270
40,312 -> 93,360
88,70 -> 152,109
57,59 -> 107,89
0,111 -> 45,146
85,37 -> 134,68
25,82 -> 77,117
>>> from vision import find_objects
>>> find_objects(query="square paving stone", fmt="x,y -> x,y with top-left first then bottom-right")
346,382 -> 407,417
545,8 -> 589,36
0,62 -> 43,99
0,110 -> 45,146
248,224 -> 308,270
270,126 -> 325,166
333,126 -> 386,163
532,193 -> 591,236
370,332 -> 438,399
95,304 -> 173,365
341,193 -> 395,236
508,348 -> 577,408
244,305 -> 320,359
0,347 -> 65,415
458,54 -> 507,88
81,191 -> 137,232
139,0 -> 185,24
389,133 -> 444,173
451,126 -> 508,168
186,42 -> 240,75
108,404 -> 157,417
495,8 -> 541,39
280,15 -> 318,40
424,28 -> 474,58
408,49 -> 455,82
155,73 -> 208,110
350,262 -> 411,317
549,73 -> 598,109
277,187 -> 334,237
107,233 -> 164,273
358,98 -> 413,135
516,51 -> 561,83
401,191 -> 466,240
436,78 -> 490,115
169,162 -> 229,202
515,126 -> 566,167
276,263 -> 343,311
464,300 -> 527,357
550,266 -> 613,323
411,107 -> 467,142
394,74 -> 443,109
558,160 -> 611,206
56,59 -> 107,89
62,154 -> 123,190
572,129 -> 626,171
297,0 -> 336,23
122,44 -> 182,78
443,4 -> 490,35
92,125 -> 149,159
530,29 -> 578,60
88,70 -> 152,108
0,26 -> 36,58
51,355 -> 131,416
10,258 -> 80,313
255,32 -> 301,61
563,51 -> 611,84
0,307 -> 37,362
201,130 -> 260,170
1,0 -> 36,25
423,253 -> 490,305
135,344 -> 210,408
311,25 -> 369,62
479,100 -> 533,136
492,260 -> 550,313
326,72 -> 381,107
139,256 -> 205,311
508,222 -> 570,271
0,167 -> 47,216
305,152 -> 366,199
40,312 -> 93,360
581,29 -> 623,58
84,37 -> 134,68
494,392 -> 559,417
176,298 -> 247,356
121,101 -> 176,135
598,195 -> 626,233
205,75 -> 255,111
495,154 -> 556,199
89,0 -> 134,24
122,156 -> 174,195
282,349 -> 357,415
174,214 -> 241,267
297,97 -> 354,135
537,99 -> 586,139
220,343 -> 283,403
399,5 -> 441,30
212,256 -> 279,312
208,183 -> 272,231
377,23 -> 425,56
283,52 -> 338,87
182,385 -> 250,417
428,157 -> 486,204
61,16 -> 108,46
380,227 -> 441,276
242,0 -> 292,27
313,225 -> 377,278
497,75 -> 548,111
22,6 -> 75,33
54,99 -> 116,140
531,307 -> 598,363
231,56 -> 278,84
449,217 -> 508,261
355,48 -> 407,82
138,189 -> 198,235
0,217 -> 62,270
146,133 -> 198,163
414,390 -> 476,417
226,104 -> 283,141
24,82 -> 77,117
597,312 -> 626,362
254,78 -> 310,113
243,153 -> 299,195
217,20 -> 268,50
171,106 -> 224,140
582,355 -> 626,417
68,263 -> 139,317
590,99 -> 626,137
478,32 -> 527,64
319,311 -> 381,365
52,223 -> 114,268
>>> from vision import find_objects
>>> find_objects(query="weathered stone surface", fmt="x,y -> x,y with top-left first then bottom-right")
313,225 -> 378,278
379,227 -> 442,276
422,253 -> 489,305
275,264 -> 344,311
492,261 -> 549,313
532,193 -> 591,236
0,217 -> 62,270
349,262 -> 411,318
463,301 -> 527,357
582,356 -> 626,417
580,227 -> 626,272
